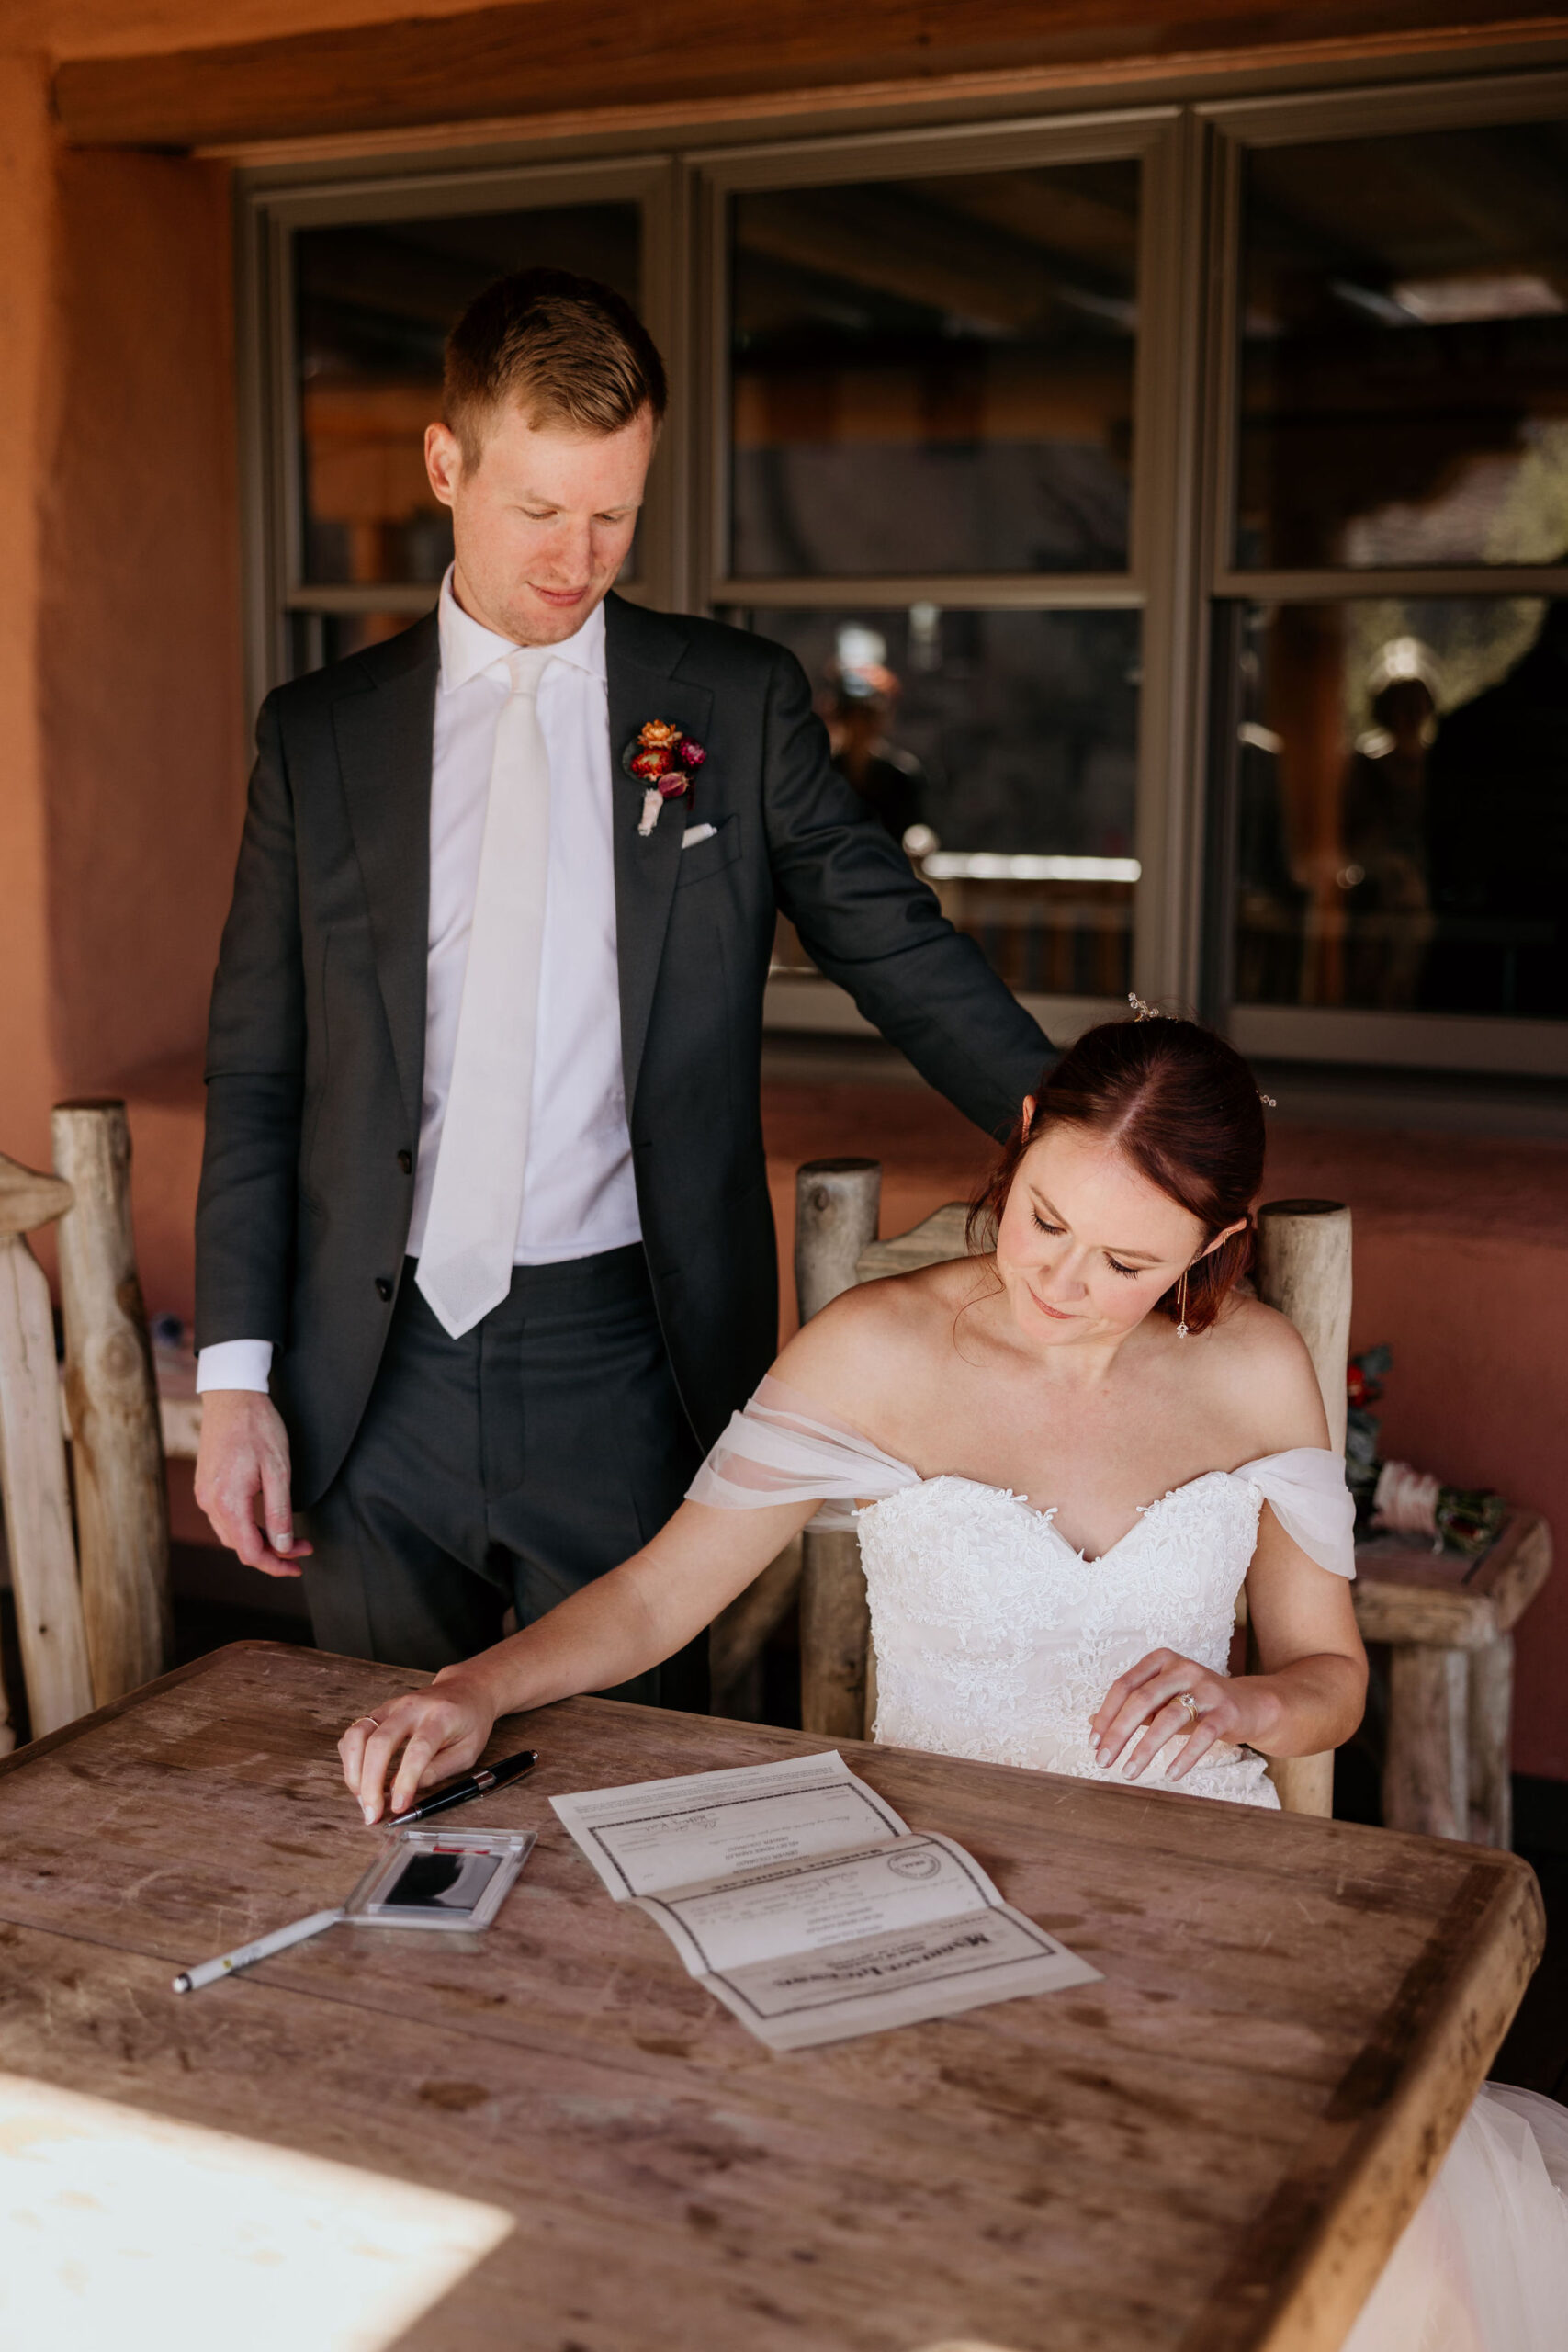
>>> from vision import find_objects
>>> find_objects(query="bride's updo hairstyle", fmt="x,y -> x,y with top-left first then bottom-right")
969,1013 -> 1266,1334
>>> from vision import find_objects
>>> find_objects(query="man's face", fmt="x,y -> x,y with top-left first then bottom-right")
424,402 -> 655,645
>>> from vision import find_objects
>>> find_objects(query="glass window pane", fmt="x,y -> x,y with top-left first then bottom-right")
287,609 -> 432,677
1226,595 -> 1567,1017
729,162 -> 1139,579
751,606 -> 1139,997
1237,123 -> 1568,570
295,205 -> 641,587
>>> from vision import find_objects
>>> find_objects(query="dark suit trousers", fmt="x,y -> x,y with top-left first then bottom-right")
299,1244 -> 707,1706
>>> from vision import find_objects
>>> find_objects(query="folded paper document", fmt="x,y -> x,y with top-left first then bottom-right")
551,1748 -> 1099,2050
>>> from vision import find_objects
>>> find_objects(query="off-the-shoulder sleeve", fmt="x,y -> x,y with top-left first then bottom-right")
687,1374 -> 919,1529
1235,1448 -> 1358,1578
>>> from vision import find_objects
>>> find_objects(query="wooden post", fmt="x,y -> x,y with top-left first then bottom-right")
1384,1645 -> 1468,1840
1255,1199 -> 1353,1454
0,1156 -> 96,1738
795,1159 -> 881,1324
799,1529 -> 873,1739
51,1102 -> 172,1705
1467,1633 -> 1514,1849
1254,1198 -> 1353,1818
795,1160 -> 881,1738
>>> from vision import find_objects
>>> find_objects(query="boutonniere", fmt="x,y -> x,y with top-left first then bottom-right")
623,718 -> 707,838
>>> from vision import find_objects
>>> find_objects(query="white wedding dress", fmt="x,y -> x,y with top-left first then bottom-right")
690,1375 -> 1568,2352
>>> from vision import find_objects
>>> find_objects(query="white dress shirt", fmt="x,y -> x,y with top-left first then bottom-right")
197,571 -> 639,1396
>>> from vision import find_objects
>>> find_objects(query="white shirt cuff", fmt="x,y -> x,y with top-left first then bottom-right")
196,1340 -> 275,1395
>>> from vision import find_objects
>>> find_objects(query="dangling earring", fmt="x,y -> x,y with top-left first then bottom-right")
1176,1266 -> 1190,1339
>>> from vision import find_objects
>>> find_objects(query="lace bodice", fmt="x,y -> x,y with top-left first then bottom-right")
691,1376 -> 1357,1810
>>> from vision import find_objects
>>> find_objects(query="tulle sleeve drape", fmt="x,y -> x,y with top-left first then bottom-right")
1234,1447 -> 1358,1579
687,1374 -> 919,1529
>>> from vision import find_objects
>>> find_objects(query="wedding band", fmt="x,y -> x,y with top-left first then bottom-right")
355,1715 -> 381,1732
1176,1692 -> 1200,1728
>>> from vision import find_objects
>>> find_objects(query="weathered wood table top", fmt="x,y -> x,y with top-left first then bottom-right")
0,1643 -> 1544,2352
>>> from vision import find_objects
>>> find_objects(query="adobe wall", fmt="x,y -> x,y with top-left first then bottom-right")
0,55 -> 62,1183
0,52 -> 244,1207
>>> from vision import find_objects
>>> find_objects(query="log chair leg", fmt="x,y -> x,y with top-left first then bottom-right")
1466,1633 -> 1514,1850
1383,1644 -> 1468,1839
799,1529 -> 869,1740
0,1234 -> 96,1736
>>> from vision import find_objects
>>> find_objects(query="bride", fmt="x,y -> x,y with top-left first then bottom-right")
340,1010 -> 1568,2350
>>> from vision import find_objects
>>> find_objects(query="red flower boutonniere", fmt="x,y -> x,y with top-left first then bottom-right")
623,718 -> 707,837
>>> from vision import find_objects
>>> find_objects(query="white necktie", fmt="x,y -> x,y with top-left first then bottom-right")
416,646 -> 553,1338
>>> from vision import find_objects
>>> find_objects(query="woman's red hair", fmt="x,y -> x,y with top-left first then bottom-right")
968,1015 -> 1265,1333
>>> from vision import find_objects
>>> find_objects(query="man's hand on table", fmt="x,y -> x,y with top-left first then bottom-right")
194,1389 -> 313,1577
339,1670 -> 499,1824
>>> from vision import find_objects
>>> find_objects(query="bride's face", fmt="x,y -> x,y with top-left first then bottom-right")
994,1120 -> 1214,1351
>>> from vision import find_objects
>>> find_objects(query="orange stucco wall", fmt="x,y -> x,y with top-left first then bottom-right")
41,148 -> 243,1086
0,52 -> 244,1218
0,55 -> 62,1187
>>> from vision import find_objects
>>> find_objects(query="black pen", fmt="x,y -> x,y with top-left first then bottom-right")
387,1747 -> 540,1827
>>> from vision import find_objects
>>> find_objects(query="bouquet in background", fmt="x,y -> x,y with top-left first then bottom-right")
1346,1346 -> 1506,1559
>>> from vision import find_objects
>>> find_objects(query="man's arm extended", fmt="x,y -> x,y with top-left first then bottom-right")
193,696 -> 312,1577
761,647 -> 1053,1133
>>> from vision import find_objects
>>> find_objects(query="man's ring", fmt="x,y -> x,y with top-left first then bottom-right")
1176,1692 -> 1200,1729
355,1715 -> 381,1732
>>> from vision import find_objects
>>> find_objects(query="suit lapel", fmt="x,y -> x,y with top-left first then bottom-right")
605,595 -> 714,1114
333,613 -> 439,1134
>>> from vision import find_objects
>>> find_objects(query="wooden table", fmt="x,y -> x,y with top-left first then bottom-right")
1353,1510 -> 1553,1848
0,1644 -> 1543,2352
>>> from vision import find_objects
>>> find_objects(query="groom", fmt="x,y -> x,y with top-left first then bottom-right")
194,267 -> 1051,1697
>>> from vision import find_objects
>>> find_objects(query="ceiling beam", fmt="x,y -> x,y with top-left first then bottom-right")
51,0 -> 1568,152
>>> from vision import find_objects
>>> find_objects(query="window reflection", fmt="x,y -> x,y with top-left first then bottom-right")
295,206 -> 641,587
1237,122 -> 1568,571
729,163 -> 1139,579
1228,597 -> 1567,1017
288,609 -> 432,674
751,606 -> 1139,996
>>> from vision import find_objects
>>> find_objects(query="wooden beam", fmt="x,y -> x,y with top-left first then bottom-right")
53,0 -> 1568,152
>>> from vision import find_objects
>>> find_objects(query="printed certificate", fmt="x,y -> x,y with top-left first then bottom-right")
552,1750 -> 1099,2050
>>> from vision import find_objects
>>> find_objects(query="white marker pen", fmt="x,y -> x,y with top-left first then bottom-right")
172,1906 -> 344,1994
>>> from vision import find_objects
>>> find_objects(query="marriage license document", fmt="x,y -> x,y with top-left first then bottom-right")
551,1749 -> 1099,2050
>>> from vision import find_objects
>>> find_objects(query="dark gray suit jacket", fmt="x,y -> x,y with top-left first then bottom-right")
197,594 -> 1052,1506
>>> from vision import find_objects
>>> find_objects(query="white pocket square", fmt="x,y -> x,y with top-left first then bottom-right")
682,823 -> 717,849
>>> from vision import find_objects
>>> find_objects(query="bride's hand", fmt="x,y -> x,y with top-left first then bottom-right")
338,1666 -> 498,1825
1090,1650 -> 1245,1784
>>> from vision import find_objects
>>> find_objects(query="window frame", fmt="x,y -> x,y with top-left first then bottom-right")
237,152 -> 684,718
233,63 -> 1568,1077
691,110 -> 1201,1044
1197,69 -> 1568,1076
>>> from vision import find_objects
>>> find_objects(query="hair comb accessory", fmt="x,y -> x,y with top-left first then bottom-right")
1127,992 -> 1169,1023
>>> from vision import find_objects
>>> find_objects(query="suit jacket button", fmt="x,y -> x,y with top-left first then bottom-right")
375,1277 -> 393,1302
397,1150 -> 412,1173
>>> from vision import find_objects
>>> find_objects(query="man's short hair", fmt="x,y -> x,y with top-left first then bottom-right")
443,266 -> 668,468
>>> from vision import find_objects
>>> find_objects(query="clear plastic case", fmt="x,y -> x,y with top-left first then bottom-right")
343,1826 -> 536,1933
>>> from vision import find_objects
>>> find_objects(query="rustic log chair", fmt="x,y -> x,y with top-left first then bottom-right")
0,1102 -> 172,1747
735,1162 -> 1353,1819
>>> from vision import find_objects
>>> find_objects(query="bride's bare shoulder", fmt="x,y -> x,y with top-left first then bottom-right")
1201,1293 -> 1333,1450
772,1256 -> 987,1422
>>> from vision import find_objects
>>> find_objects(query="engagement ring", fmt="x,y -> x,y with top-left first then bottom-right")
1176,1692 -> 1200,1729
